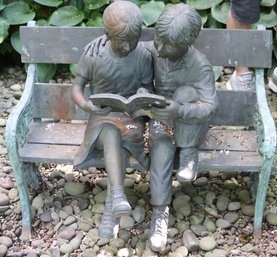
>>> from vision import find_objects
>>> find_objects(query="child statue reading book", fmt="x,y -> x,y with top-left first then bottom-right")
71,0 -> 153,239
146,4 -> 218,251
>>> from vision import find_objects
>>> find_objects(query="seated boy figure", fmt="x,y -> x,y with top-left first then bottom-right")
72,1 -> 153,239
147,3 -> 218,251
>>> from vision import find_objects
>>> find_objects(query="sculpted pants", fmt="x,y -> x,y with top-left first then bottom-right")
149,120 -> 176,206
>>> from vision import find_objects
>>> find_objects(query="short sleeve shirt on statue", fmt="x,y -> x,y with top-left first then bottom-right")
74,38 -> 153,169
77,40 -> 153,97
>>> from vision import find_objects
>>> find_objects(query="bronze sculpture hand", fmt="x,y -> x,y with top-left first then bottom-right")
151,99 -> 180,121
82,100 -> 112,115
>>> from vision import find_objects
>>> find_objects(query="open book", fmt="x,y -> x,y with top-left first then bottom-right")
89,93 -> 167,116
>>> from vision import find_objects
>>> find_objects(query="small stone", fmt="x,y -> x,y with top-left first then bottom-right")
120,216 -> 134,229
174,246 -> 188,257
58,227 -> 76,241
136,182 -> 149,194
203,219 -> 216,233
182,230 -> 199,252
40,211 -> 52,222
110,238 -> 125,248
224,212 -> 239,224
132,205 -> 146,223
193,177 -> 208,187
266,213 -> 277,225
0,119 -> 6,127
0,236 -> 12,247
64,182 -> 85,196
0,177 -> 14,189
32,194 -> 44,210
94,190 -> 107,204
31,239 -> 44,247
191,225 -> 207,236
77,198 -> 90,211
237,189 -> 251,204
10,84 -> 21,91
215,218 -> 231,229
0,193 -> 10,206
0,244 -> 7,257
117,248 -> 135,257
64,216 -> 77,226
204,249 -> 228,257
241,243 -> 254,252
228,201 -> 241,211
60,243 -> 74,254
199,236 -> 217,251
241,205 -> 255,216
216,195 -> 230,211
204,207 -> 219,218
8,188 -> 18,200
224,179 -> 239,189
169,253 -> 183,257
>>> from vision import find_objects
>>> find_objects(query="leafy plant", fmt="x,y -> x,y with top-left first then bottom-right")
0,0 -> 276,80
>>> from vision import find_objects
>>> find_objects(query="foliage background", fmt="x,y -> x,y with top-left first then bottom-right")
0,0 -> 276,79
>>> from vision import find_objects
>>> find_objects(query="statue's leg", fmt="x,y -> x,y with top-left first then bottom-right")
98,125 -> 131,218
148,129 -> 175,252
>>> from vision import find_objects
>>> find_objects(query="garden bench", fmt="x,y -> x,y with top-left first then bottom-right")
5,23 -> 276,241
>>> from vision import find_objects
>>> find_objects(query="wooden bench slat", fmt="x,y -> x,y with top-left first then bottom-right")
19,144 -> 79,164
32,83 -> 257,126
198,151 -> 261,172
26,122 -> 258,152
20,27 -> 272,68
19,143 -> 261,172
201,129 -> 258,151
27,122 -> 86,145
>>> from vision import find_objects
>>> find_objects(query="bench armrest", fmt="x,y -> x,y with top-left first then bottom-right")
5,64 -> 36,171
253,68 -> 276,238
255,68 -> 276,158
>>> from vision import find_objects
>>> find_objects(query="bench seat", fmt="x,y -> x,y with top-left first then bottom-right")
19,122 -> 262,172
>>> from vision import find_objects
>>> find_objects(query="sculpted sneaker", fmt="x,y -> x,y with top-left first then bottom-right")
110,185 -> 131,218
149,206 -> 169,252
98,197 -> 119,239
176,147 -> 198,182
269,67 -> 277,93
226,71 -> 254,91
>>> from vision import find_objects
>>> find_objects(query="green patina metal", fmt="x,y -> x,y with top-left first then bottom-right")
5,64 -> 37,241
253,68 -> 276,239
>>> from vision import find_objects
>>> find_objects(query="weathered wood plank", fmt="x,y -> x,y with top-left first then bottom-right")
19,144 -> 79,164
26,121 -> 258,151
19,143 -> 261,172
198,151 -> 261,172
201,129 -> 257,151
32,83 -> 256,126
26,122 -> 86,145
20,26 -> 272,68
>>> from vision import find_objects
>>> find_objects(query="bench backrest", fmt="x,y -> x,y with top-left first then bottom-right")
20,26 -> 272,68
19,26 -> 272,126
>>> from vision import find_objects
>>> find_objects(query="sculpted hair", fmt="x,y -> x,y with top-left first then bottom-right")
155,3 -> 202,46
103,0 -> 143,38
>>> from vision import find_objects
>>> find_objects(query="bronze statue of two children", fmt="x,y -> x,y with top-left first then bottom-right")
72,0 -> 218,253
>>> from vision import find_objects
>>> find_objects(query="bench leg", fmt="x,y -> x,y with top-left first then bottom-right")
253,158 -> 274,239
9,160 -> 33,241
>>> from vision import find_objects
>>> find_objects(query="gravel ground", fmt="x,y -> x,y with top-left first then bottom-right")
0,66 -> 277,257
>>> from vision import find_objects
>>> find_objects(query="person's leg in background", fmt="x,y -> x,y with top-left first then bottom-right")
226,0 -> 261,91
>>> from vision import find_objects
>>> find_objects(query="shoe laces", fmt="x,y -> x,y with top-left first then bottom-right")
236,73 -> 253,90
151,208 -> 168,236
179,154 -> 191,169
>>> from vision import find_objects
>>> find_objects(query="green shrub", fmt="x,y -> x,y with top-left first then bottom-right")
0,0 -> 276,80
